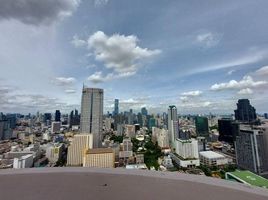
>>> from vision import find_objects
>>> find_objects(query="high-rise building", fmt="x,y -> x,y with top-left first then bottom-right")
69,109 -> 80,127
235,125 -> 268,175
264,113 -> 268,119
148,118 -> 156,130
51,122 -> 61,133
55,110 -> 61,122
195,116 -> 209,138
80,87 -> 103,148
218,119 -> 239,144
168,105 -> 178,147
67,134 -> 93,166
141,107 -> 148,116
234,99 -> 257,122
114,99 -> 119,115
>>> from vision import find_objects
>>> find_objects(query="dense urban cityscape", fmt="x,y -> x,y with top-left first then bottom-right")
1,86 -> 268,189
1,0 -> 268,199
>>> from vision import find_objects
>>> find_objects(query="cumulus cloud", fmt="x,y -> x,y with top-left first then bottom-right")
196,32 -> 221,48
87,31 -> 161,78
181,90 -> 202,96
255,66 -> 268,76
211,76 -> 267,91
52,77 -> 76,86
0,0 -> 80,25
71,35 -> 87,47
238,88 -> 253,95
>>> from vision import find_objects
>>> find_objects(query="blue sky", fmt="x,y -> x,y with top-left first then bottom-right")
0,0 -> 268,114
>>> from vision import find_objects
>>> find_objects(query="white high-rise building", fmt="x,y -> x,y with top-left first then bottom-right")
80,87 -> 103,148
168,105 -> 178,148
67,134 -> 93,166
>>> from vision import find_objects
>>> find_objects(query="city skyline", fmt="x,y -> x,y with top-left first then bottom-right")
1,0 -> 268,114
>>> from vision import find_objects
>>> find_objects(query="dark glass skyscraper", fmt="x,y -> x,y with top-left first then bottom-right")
218,118 -> 239,144
141,107 -> 148,116
195,116 -> 209,137
114,99 -> 119,115
55,110 -> 61,122
234,99 -> 256,122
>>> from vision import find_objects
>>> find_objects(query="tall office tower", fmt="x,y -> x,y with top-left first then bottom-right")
114,99 -> 119,115
195,116 -> 209,138
234,99 -> 257,122
235,126 -> 268,176
80,87 -> 103,148
55,110 -> 61,122
141,107 -> 148,116
168,105 -> 178,148
67,134 -> 93,166
264,113 -> 268,119
44,113 -> 52,126
218,118 -> 239,144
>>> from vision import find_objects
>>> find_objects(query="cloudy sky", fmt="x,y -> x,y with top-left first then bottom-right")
0,0 -> 268,114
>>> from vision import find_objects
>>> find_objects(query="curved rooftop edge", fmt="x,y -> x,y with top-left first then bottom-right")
0,167 -> 268,200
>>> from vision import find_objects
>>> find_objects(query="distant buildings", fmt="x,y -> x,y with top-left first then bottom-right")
141,107 -> 148,116
234,99 -> 257,122
67,134 -> 93,166
235,125 -> 268,176
69,109 -> 80,127
195,116 -> 209,138
83,148 -> 115,168
80,87 -> 103,148
199,151 -> 228,167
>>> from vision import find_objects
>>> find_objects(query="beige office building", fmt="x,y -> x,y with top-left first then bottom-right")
67,134 -> 93,166
83,148 -> 114,168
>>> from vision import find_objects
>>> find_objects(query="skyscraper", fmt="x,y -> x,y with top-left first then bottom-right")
141,107 -> 148,116
218,118 -> 239,144
234,99 -> 257,122
55,110 -> 61,122
235,125 -> 268,176
195,116 -> 209,138
114,99 -> 119,115
80,87 -> 103,148
168,105 -> 178,147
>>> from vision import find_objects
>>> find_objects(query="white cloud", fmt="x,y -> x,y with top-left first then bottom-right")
238,88 -> 253,95
53,77 -> 76,86
71,35 -> 87,48
0,0 -> 80,25
64,89 -> 76,94
181,90 -> 202,96
227,69 -> 236,75
87,31 -> 161,77
211,76 -> 267,91
94,0 -> 109,7
196,32 -> 221,48
255,66 -> 268,76
188,49 -> 267,75
87,71 -> 135,83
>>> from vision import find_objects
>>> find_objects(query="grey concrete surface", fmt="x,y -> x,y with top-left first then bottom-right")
0,167 -> 268,200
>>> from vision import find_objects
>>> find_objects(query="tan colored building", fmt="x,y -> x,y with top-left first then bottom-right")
67,134 -> 93,166
83,148 -> 115,168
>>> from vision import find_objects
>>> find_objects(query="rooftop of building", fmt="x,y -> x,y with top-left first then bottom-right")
199,151 -> 225,159
86,148 -> 114,154
0,167 -> 267,200
226,170 -> 268,188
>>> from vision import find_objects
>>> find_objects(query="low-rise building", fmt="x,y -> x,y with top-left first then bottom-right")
199,151 -> 228,167
13,154 -> 33,169
83,148 -> 114,168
